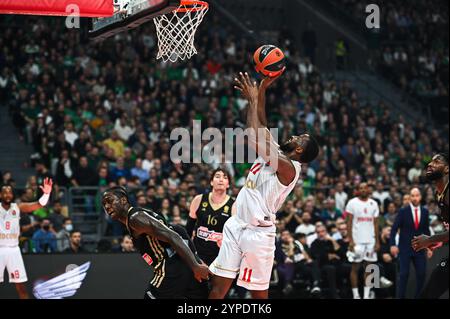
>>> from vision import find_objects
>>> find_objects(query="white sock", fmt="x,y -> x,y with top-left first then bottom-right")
364,286 -> 371,299
352,288 -> 360,299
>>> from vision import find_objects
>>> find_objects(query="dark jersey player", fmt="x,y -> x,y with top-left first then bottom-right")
102,186 -> 209,299
187,168 -> 236,265
412,153 -> 449,298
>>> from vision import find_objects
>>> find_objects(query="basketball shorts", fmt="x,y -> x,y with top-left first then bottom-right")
144,257 -> 208,299
0,246 -> 28,283
347,243 -> 378,263
209,216 -> 276,291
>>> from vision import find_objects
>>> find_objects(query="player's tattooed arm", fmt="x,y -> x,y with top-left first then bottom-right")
129,212 -> 209,281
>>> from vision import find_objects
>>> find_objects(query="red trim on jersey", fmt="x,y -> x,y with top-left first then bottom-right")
250,163 -> 262,175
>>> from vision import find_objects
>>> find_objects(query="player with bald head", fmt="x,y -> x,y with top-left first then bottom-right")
390,187 -> 431,298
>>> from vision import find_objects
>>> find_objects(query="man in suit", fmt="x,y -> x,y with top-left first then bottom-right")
390,188 -> 431,298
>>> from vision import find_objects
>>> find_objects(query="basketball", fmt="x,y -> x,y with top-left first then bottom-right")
253,45 -> 286,78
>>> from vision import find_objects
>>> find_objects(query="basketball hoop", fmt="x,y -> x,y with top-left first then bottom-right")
153,0 -> 208,63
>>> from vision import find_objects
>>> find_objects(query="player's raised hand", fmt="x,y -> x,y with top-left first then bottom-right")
259,66 -> 286,90
234,72 -> 258,104
39,177 -> 53,195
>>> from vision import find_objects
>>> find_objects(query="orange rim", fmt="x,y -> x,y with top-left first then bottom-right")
175,0 -> 208,13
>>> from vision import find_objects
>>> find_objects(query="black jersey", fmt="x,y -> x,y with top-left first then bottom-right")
437,182 -> 449,225
193,193 -> 234,264
126,206 -> 198,289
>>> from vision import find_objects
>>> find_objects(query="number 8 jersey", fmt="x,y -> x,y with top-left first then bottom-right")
0,203 -> 21,248
193,193 -> 235,265
237,156 -> 302,227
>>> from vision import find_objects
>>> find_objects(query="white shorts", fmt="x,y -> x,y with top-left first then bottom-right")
0,246 -> 28,283
209,216 -> 276,291
347,243 -> 378,263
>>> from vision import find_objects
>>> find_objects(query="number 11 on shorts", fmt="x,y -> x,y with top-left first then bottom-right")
242,268 -> 252,283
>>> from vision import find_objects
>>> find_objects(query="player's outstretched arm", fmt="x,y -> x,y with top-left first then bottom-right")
412,230 -> 449,251
235,72 -> 296,186
129,212 -> 209,282
257,68 -> 285,126
19,178 -> 53,213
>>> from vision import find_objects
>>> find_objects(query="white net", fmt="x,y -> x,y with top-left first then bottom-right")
153,1 -> 208,63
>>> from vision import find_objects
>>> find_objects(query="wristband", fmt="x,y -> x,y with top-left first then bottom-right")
39,193 -> 50,206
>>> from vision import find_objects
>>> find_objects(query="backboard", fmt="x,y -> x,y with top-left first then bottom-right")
89,0 -> 180,41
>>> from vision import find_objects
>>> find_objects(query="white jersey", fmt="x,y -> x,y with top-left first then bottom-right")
0,203 -> 21,248
345,197 -> 379,244
236,156 -> 302,227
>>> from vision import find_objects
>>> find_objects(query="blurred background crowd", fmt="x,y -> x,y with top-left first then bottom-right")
0,0 -> 448,298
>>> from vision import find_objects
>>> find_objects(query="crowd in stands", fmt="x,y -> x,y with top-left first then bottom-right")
0,7 -> 448,298
331,0 -> 449,115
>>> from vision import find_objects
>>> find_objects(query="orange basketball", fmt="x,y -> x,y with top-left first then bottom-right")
253,45 -> 286,78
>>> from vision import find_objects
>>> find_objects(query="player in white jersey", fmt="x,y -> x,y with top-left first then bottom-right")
208,72 -> 320,299
0,178 -> 53,298
345,182 -> 380,299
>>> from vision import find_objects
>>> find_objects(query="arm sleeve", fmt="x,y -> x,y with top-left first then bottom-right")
186,216 -> 197,238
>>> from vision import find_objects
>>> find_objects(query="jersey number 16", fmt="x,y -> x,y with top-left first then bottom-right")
207,215 -> 218,226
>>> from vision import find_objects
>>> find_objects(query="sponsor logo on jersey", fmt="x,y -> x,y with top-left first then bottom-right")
223,205 -> 229,214
142,253 -> 154,266
0,233 -> 19,240
356,217 -> 374,222
11,210 -> 17,217
196,226 -> 223,242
